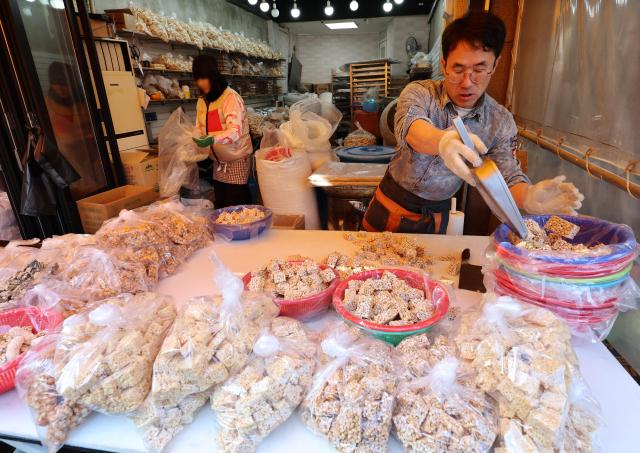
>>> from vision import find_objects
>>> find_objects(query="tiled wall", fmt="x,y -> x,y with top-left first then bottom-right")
294,34 -> 381,84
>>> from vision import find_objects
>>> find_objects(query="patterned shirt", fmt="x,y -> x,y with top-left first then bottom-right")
196,88 -> 253,184
389,79 -> 529,201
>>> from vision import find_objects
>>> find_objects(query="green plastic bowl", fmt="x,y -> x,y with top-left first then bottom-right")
332,269 -> 450,346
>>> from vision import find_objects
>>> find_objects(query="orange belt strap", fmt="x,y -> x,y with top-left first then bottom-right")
367,187 -> 423,232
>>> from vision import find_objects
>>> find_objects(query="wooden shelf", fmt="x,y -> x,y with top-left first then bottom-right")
349,59 -> 396,119
138,67 -> 284,80
118,29 -> 285,62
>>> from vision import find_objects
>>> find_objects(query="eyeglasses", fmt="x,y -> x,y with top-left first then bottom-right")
444,65 -> 496,85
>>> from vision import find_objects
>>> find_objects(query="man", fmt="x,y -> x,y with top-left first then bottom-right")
363,11 -> 583,234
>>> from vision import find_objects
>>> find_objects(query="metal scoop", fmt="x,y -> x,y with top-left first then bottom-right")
452,117 -> 528,238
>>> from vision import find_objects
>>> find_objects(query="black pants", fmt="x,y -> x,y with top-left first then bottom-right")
213,180 -> 252,208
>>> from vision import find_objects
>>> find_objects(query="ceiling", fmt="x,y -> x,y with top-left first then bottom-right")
282,17 -> 392,35
227,0 -> 436,23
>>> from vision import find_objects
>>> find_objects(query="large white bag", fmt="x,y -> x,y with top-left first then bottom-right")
280,98 -> 342,171
255,129 -> 320,229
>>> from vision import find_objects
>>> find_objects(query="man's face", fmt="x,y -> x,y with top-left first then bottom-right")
441,41 -> 498,108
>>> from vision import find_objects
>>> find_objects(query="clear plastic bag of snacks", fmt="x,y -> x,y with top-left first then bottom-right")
343,122 -> 376,148
453,294 -> 601,452
393,333 -> 498,452
211,317 -> 317,453
16,334 -> 91,452
301,322 -> 396,453
53,293 -> 176,414
151,253 -> 278,407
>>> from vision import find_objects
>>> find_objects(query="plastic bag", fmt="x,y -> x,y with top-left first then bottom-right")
21,283 -> 86,319
16,334 -> 91,453
362,87 -> 379,113
211,317 -> 317,453
255,134 -> 320,229
393,334 -> 498,452
151,254 -> 278,407
343,121 -> 376,148
96,199 -> 212,278
130,391 -> 208,453
281,98 -> 342,170
158,108 -> 204,197
0,192 -> 20,241
300,322 -> 396,453
453,294 -> 600,452
53,293 -> 176,414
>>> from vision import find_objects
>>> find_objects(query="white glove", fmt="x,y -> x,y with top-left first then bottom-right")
523,175 -> 584,215
438,130 -> 488,186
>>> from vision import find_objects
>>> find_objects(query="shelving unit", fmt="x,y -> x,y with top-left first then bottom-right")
348,59 -> 398,117
120,29 -> 286,104
118,29 -> 285,62
332,75 -> 350,122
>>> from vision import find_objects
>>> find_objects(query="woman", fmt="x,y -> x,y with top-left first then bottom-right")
192,55 -> 253,208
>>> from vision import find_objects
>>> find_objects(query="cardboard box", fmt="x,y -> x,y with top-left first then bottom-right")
105,9 -> 139,32
120,148 -> 159,192
78,14 -> 115,38
76,185 -> 156,233
315,84 -> 331,94
272,214 -> 305,230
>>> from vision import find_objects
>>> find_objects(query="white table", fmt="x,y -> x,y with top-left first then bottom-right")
1,231 -> 638,453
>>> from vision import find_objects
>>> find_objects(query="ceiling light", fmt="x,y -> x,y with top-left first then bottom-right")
259,1 -> 269,12
271,1 -> 279,17
248,0 -> 258,5
290,1 -> 300,18
349,0 -> 359,11
383,1 -> 393,13
324,1 -> 334,16
394,0 -> 404,4
325,21 -> 358,30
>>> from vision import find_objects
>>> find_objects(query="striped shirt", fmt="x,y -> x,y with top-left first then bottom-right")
389,79 -> 529,201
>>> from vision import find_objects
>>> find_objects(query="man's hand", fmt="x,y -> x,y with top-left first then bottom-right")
438,130 -> 488,185
523,176 -> 584,215
192,135 -> 214,148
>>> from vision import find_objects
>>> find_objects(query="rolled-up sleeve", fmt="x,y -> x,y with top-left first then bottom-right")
487,115 -> 530,187
394,82 -> 435,148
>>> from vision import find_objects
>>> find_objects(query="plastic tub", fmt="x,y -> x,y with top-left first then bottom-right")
0,307 -> 63,394
493,267 -> 635,309
494,215 -> 638,267
243,262 -> 340,321
209,205 -> 273,241
332,269 -> 450,345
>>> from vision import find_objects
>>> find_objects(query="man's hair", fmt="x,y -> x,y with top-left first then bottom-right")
441,11 -> 506,61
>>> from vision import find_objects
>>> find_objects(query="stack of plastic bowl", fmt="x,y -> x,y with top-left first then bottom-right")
485,215 -> 639,341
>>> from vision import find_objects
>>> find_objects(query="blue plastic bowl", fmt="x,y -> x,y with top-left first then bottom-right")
209,205 -> 273,241
494,215 -> 637,265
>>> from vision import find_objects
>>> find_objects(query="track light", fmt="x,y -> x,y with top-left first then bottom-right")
383,1 -> 393,13
248,0 -> 258,5
394,0 -> 404,4
259,1 -> 269,12
291,1 -> 300,18
324,1 -> 334,16
350,0 -> 359,11
271,1 -> 279,17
